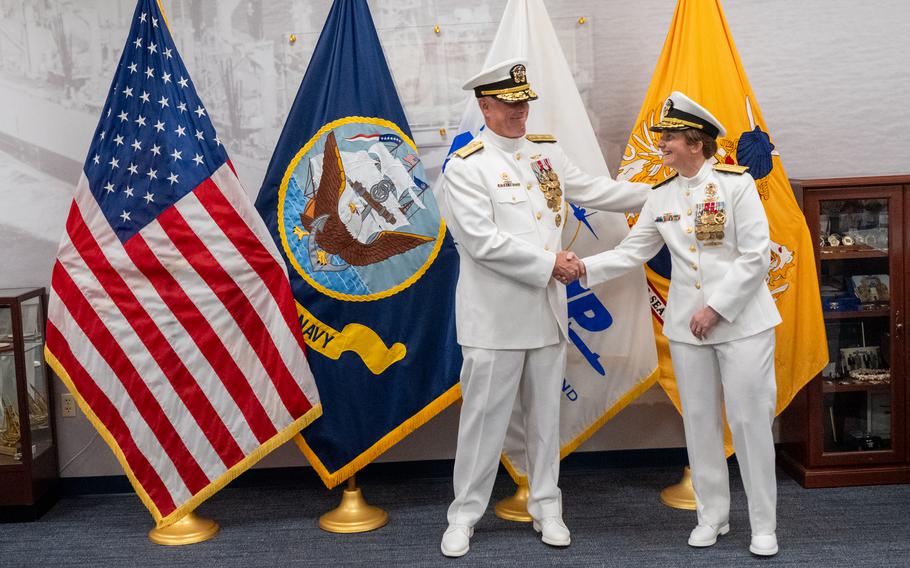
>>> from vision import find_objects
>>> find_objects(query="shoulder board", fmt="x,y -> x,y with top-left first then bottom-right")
525,134 -> 557,143
453,140 -> 484,159
713,163 -> 749,174
652,173 -> 678,189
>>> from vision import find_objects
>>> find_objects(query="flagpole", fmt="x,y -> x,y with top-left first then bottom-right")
319,475 -> 388,533
148,513 -> 220,545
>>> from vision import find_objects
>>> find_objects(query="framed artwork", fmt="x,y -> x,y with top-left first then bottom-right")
851,274 -> 890,304
840,346 -> 881,373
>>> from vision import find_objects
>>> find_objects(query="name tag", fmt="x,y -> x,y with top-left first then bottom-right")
497,172 -> 521,189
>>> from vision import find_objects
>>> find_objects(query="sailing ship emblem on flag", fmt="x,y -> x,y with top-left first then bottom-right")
278,117 -> 443,301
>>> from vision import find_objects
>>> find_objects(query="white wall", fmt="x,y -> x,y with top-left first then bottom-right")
0,0 -> 907,478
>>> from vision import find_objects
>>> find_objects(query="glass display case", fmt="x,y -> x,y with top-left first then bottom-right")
0,288 -> 59,521
817,197 -> 893,454
780,177 -> 910,487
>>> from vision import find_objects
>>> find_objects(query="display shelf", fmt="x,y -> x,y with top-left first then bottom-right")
779,176 -> 909,488
822,381 -> 892,393
823,309 -> 890,320
819,249 -> 889,260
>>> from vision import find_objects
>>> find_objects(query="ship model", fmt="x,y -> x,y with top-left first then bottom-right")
0,402 -> 22,458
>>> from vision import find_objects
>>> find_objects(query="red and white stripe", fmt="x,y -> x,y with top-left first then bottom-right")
47,163 -> 319,519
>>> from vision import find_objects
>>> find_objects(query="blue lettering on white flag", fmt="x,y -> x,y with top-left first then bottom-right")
562,378 -> 579,401
566,280 -> 613,376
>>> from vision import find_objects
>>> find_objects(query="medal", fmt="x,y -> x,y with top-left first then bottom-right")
694,183 -> 725,244
530,158 -> 564,214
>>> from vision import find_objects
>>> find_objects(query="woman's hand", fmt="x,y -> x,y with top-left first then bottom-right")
690,306 -> 721,341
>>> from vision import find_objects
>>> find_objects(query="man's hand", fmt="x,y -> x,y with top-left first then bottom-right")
689,306 -> 721,341
552,251 -> 586,285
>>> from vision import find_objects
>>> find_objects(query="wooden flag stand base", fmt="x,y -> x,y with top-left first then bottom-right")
659,466 -> 697,510
319,476 -> 388,533
494,478 -> 532,522
148,513 -> 220,545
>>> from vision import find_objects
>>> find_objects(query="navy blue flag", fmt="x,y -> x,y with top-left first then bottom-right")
255,0 -> 461,488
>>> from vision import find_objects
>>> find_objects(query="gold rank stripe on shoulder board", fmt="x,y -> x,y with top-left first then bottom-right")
453,140 -> 484,159
713,163 -> 749,174
651,173 -> 678,189
525,134 -> 557,143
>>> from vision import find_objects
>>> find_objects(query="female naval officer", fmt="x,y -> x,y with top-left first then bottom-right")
578,91 -> 782,557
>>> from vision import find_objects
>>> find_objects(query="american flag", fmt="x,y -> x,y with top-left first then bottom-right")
44,0 -> 321,528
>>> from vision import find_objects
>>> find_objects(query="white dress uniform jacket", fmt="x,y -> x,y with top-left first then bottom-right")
442,129 -> 650,349
582,161 -> 781,344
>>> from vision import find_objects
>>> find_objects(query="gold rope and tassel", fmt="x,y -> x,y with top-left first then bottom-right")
659,466 -> 697,510
319,476 -> 388,533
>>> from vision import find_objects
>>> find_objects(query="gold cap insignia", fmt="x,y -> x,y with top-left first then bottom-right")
511,64 -> 527,84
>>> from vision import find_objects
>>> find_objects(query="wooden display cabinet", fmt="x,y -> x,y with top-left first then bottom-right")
779,176 -> 910,487
0,288 -> 59,521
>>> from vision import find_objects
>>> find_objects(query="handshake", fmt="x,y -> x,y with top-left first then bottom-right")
551,251 -> 586,285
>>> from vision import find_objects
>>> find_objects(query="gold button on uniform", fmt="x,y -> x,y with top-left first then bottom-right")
536,212 -> 542,220
695,282 -> 701,289
515,152 -> 521,160
685,192 -> 691,197
686,227 -> 693,234
526,182 -> 532,190
545,245 -> 550,251
691,263 -> 698,270
687,208 -> 692,215
689,245 -> 697,252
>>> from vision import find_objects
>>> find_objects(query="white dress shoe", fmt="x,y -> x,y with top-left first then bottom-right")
687,523 -> 730,547
532,516 -> 571,547
440,524 -> 473,557
750,534 -> 779,556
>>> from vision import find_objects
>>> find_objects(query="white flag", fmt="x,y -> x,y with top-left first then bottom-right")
444,0 -> 660,481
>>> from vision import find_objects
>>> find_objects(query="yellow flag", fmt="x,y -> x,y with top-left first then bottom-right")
617,0 -> 828,449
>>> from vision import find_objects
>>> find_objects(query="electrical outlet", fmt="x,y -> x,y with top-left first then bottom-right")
61,393 -> 76,417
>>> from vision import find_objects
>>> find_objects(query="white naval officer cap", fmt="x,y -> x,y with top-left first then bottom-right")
651,91 -> 726,139
462,58 -> 538,104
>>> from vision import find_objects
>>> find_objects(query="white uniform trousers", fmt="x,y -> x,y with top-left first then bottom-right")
447,342 -> 566,526
669,328 -> 777,536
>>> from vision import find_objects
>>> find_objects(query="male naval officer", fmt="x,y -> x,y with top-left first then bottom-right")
438,58 -> 651,557
578,92 -> 782,556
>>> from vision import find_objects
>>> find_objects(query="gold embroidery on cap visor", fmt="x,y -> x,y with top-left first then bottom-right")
649,117 -> 704,132
479,84 -> 538,102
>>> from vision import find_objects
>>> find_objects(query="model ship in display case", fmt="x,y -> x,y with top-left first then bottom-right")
0,402 -> 21,459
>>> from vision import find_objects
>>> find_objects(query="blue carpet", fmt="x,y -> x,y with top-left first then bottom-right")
1,464 -> 907,567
